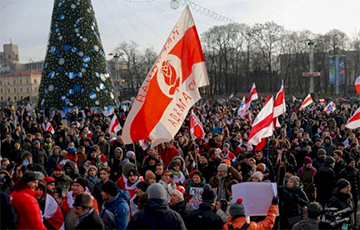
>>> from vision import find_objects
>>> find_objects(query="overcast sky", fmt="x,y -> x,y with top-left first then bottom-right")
0,0 -> 359,63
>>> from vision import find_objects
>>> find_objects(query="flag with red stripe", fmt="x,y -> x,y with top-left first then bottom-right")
346,107 -> 360,129
300,94 -> 313,110
355,75 -> 360,95
122,6 -> 209,146
190,111 -> 205,140
109,115 -> 122,135
273,82 -> 286,129
41,122 -> 55,134
248,97 -> 274,146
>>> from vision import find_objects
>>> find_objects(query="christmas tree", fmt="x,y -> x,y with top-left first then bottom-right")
38,0 -> 118,109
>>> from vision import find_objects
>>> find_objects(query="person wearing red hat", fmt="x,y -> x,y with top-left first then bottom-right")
44,176 -> 56,196
170,186 -> 189,218
297,156 -> 317,202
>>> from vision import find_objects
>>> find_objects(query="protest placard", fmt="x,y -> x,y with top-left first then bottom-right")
188,187 -> 203,210
232,182 -> 279,216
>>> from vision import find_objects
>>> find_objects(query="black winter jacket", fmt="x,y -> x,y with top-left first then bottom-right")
184,202 -> 224,229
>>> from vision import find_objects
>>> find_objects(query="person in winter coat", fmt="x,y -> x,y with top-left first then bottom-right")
36,180 -> 65,229
297,156 -> 317,202
333,150 -> 346,176
168,158 -> 186,185
52,164 -> 73,193
321,136 -> 336,156
116,162 -> 144,199
100,180 -> 130,230
170,186 -> 189,218
63,160 -> 80,180
184,184 -> 224,229
223,197 -> 278,230
21,151 -> 47,175
278,176 -> 309,229
47,145 -> 63,175
73,193 -> 105,230
140,153 -> 160,176
127,183 -> 186,230
10,171 -> 47,230
109,147 -> 123,181
184,170 -> 206,210
161,140 -> 181,168
130,181 -> 149,216
31,140 -> 48,166
292,202 -> 322,230
93,166 -> 111,208
312,148 -> 326,170
338,158 -> 359,218
327,179 -> 355,229
209,163 -> 242,202
84,165 -> 100,193
315,156 -> 336,207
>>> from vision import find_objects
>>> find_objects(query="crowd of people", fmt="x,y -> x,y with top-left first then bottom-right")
0,97 -> 359,230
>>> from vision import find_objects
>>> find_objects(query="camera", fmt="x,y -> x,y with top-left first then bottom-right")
319,207 -> 352,229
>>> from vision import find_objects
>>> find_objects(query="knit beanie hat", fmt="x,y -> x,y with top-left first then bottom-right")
101,180 -> 118,197
136,181 -> 149,192
67,147 -> 77,155
22,171 -> 40,183
325,156 -> 335,165
87,165 -> 98,174
202,184 -> 217,204
251,171 -> 264,181
126,151 -> 135,159
145,170 -> 156,182
147,183 -> 166,200
217,163 -> 228,172
337,179 -> 351,190
122,162 -> 136,179
21,151 -> 32,159
44,176 -> 56,185
303,156 -> 313,165
317,148 -> 326,156
229,198 -> 245,217
171,186 -> 185,201
288,176 -> 300,187
189,170 -> 203,179
73,177 -> 88,190
346,157 -> 355,165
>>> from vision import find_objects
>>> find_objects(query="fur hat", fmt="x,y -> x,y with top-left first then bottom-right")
171,186 -> 185,201
202,184 -> 217,204
147,183 -> 166,200
288,176 -> 300,187
256,163 -> 267,172
229,198 -> 245,217
251,171 -> 264,181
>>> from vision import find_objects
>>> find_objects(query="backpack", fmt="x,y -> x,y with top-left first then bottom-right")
228,222 -> 249,230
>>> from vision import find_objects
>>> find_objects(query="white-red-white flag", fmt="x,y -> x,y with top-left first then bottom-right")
273,82 -> 286,118
109,115 -> 122,135
248,83 -> 258,102
190,111 -> 205,140
237,96 -> 247,119
122,6 -> 209,146
248,97 -> 274,146
324,101 -> 336,114
300,94 -> 313,110
319,99 -> 325,105
41,122 -> 55,134
292,95 -> 296,102
346,107 -> 360,129
273,82 -> 286,128
43,194 -> 65,230
355,75 -> 360,95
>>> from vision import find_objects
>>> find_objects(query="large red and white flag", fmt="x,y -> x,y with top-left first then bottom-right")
355,75 -> 360,95
346,107 -> 360,129
43,194 -> 65,230
41,122 -> 55,134
248,97 -> 274,146
190,111 -> 205,140
109,115 -> 122,135
122,6 -> 209,146
300,94 -> 313,110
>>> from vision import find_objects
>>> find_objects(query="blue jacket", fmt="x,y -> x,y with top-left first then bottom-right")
100,190 -> 130,230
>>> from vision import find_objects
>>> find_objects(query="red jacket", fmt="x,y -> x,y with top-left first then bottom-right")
223,205 -> 277,230
11,186 -> 47,230
161,146 -> 180,168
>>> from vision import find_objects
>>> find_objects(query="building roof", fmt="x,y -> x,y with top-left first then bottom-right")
1,69 -> 42,77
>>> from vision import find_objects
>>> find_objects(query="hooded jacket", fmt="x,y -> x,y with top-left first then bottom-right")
127,198 -> 186,230
100,190 -> 130,230
184,202 -> 224,229
10,185 -> 47,230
